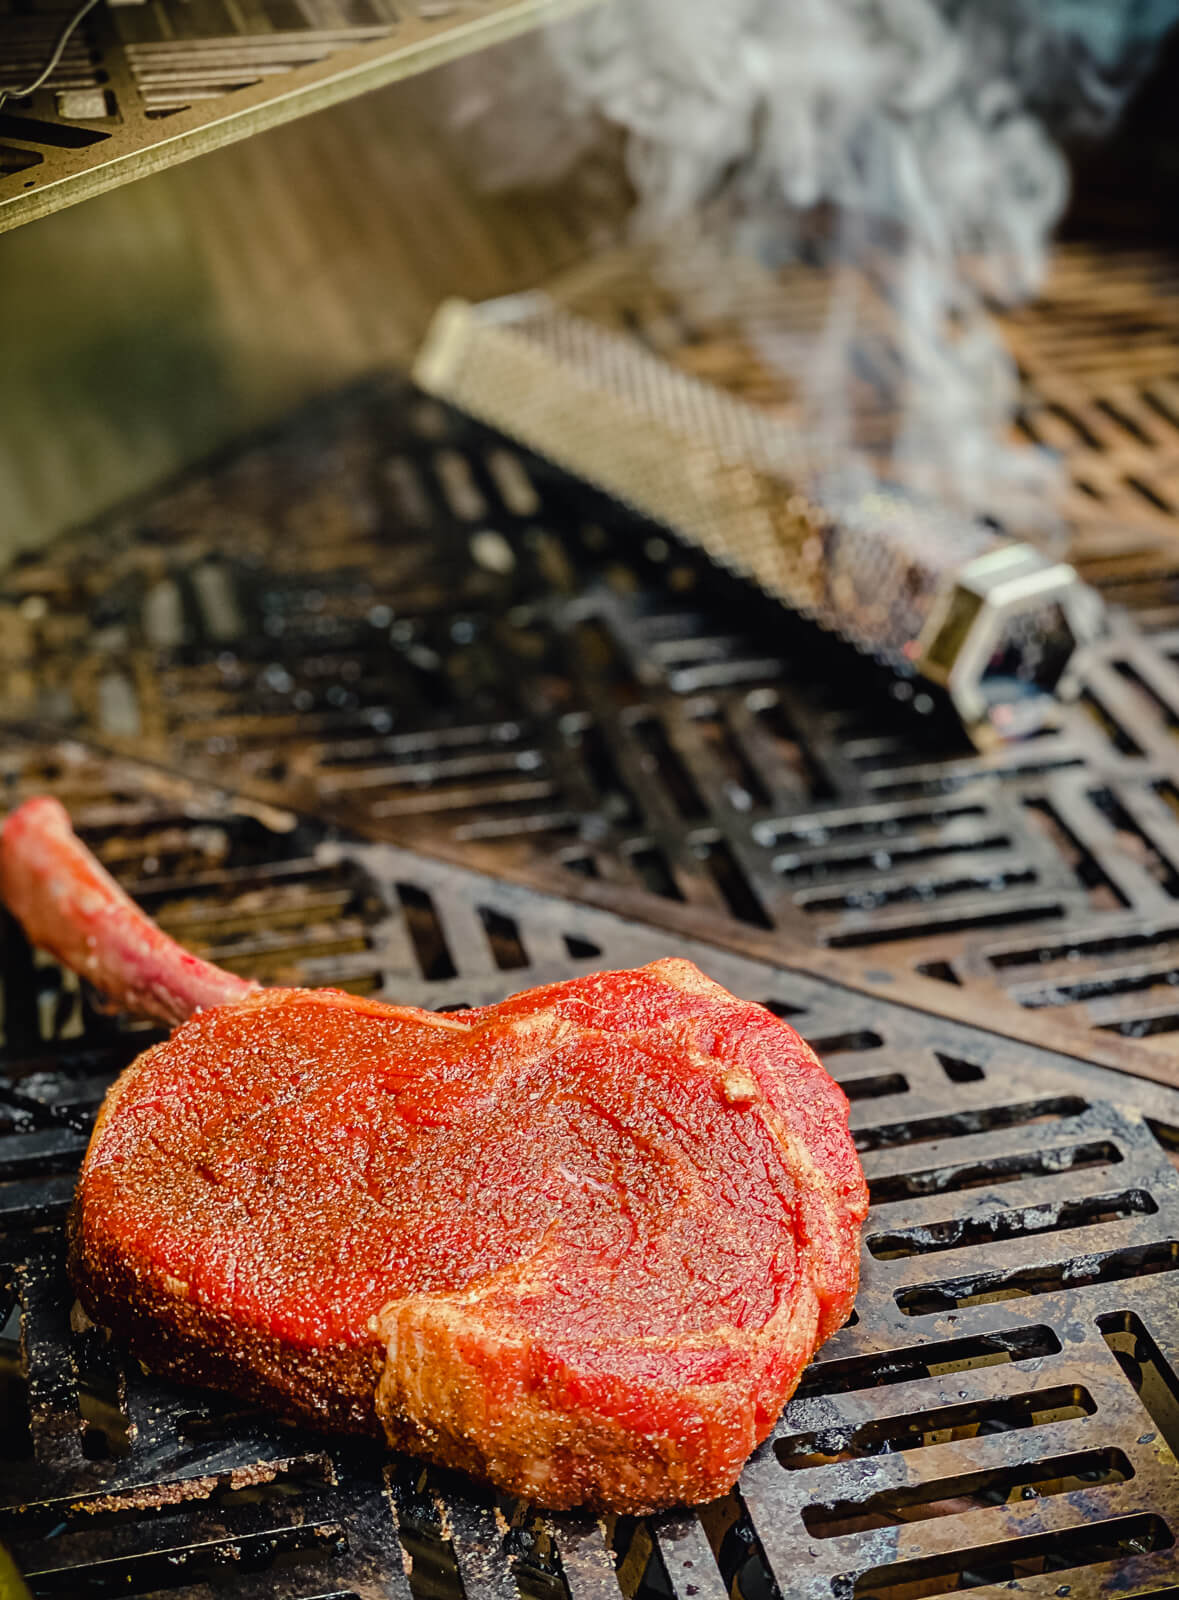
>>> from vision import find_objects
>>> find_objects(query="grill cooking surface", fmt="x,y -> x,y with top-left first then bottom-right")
4,245 -> 1179,1593
0,0 -> 592,234
2,747 -> 1179,1599
9,336 -> 1179,1051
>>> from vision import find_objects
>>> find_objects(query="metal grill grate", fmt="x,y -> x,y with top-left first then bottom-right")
533,244 -> 1179,580
0,0 -> 600,234
2,744 -> 1179,1598
9,346 -> 1179,1055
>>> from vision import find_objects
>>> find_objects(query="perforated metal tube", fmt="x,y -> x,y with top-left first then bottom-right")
416,293 -> 1104,744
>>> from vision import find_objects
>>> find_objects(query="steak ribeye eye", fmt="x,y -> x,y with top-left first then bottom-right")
3,801 -> 868,1512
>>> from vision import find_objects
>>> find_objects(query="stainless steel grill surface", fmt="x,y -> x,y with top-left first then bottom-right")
2,743 -> 1179,1599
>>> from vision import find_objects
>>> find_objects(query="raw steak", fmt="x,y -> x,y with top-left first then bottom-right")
3,799 -> 868,1512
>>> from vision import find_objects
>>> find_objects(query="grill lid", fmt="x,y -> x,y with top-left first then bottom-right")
0,0 -> 600,235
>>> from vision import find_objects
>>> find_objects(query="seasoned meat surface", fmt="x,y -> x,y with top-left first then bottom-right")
2,794 -> 866,1509
71,963 -> 866,1511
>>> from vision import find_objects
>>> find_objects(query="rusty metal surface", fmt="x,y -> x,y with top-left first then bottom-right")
1,742 -> 1179,1597
10,368 -> 1179,1064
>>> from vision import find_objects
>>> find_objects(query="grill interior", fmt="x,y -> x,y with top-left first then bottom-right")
2,743 -> 1179,1599
5,240 -> 1179,1595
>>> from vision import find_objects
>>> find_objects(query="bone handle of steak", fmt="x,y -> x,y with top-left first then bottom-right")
0,797 -> 257,1026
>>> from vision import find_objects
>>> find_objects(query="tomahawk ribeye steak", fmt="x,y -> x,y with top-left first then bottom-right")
1,797 -> 867,1511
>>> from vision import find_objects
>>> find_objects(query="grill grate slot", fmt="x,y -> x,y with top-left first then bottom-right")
867,1189 -> 1158,1259
1099,1312 -> 1179,1463
845,1514 -> 1174,1600
853,1097 -> 1090,1154
795,1327 -> 1062,1400
867,1139 -> 1125,1206
895,1241 -> 1179,1317
802,1446 -> 1133,1538
775,1385 -> 1099,1469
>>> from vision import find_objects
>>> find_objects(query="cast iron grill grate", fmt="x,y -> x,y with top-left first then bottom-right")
9,338 -> 1179,1049
2,746 -> 1179,1598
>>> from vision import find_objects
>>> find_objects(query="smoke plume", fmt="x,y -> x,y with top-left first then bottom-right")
445,0 -> 1178,541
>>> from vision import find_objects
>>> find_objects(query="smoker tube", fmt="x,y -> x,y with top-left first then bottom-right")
415,293 -> 1104,745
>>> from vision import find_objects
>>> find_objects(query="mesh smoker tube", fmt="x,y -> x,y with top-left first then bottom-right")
414,293 -> 1105,746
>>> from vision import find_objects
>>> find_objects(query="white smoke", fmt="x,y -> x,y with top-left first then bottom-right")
444,0 -> 1173,542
